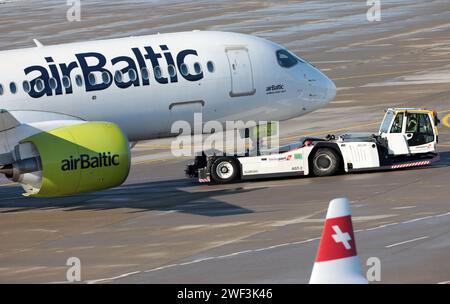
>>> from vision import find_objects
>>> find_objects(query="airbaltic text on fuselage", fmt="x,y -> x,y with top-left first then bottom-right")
61,153 -> 120,171
24,45 -> 203,98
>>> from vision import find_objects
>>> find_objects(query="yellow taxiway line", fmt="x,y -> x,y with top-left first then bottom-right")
442,113 -> 450,129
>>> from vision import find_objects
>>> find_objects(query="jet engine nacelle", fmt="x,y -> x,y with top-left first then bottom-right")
3,122 -> 130,197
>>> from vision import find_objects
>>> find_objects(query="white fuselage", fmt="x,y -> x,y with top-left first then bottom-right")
0,31 -> 336,141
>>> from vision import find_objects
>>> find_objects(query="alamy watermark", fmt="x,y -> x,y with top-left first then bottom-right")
367,0 -> 382,22
366,257 -> 381,282
67,0 -> 81,22
170,114 -> 280,157
66,257 -> 81,282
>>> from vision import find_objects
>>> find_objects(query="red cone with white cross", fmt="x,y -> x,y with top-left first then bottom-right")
309,198 -> 368,284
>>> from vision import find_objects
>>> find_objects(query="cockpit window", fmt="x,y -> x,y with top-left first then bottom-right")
276,50 -> 299,68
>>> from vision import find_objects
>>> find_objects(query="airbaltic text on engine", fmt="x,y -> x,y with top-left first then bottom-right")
61,152 -> 120,171
24,45 -> 203,98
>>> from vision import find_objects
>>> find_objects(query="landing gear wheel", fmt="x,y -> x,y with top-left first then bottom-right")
312,148 -> 340,177
211,157 -> 239,184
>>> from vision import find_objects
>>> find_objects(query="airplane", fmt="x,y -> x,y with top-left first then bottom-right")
0,30 -> 336,197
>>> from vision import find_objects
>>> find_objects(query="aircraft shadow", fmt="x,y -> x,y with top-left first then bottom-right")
0,178 -> 257,217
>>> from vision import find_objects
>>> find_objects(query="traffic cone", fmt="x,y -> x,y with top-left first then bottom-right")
309,198 -> 368,284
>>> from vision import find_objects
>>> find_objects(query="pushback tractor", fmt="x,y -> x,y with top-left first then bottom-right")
186,108 -> 440,184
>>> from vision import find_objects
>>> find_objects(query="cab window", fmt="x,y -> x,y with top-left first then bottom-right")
406,113 -> 434,135
418,114 -> 434,135
406,113 -> 434,146
390,113 -> 404,133
406,113 -> 418,133
276,50 -> 299,68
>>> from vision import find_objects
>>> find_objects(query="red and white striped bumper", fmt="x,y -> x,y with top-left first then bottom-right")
391,155 -> 440,170
198,168 -> 211,183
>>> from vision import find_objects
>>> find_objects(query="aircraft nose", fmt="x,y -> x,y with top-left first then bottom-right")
325,77 -> 337,103
302,64 -> 337,106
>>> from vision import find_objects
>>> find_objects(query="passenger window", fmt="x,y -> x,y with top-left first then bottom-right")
62,76 -> 71,88
114,71 -> 123,83
128,69 -> 137,82
23,81 -> 31,93
154,66 -> 162,79
49,78 -> 58,90
390,113 -> 404,133
194,62 -> 202,75
207,61 -> 215,73
141,67 -> 149,81
276,50 -> 299,68
168,65 -> 177,77
35,79 -> 45,92
88,73 -> 97,86
0,84 -> 3,95
10,82 -> 17,94
180,63 -> 189,76
102,71 -> 111,85
75,75 -> 83,87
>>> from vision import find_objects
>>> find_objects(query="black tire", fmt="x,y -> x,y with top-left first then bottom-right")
210,157 -> 239,184
312,148 -> 340,177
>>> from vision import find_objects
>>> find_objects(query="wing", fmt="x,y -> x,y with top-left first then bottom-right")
0,110 -> 83,159
0,109 -> 20,132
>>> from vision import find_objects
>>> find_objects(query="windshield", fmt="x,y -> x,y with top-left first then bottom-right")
379,111 -> 394,134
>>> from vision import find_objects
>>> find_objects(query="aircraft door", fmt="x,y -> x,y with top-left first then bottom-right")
226,48 -> 256,97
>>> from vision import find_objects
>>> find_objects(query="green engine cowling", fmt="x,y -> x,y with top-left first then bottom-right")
20,122 -> 130,198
